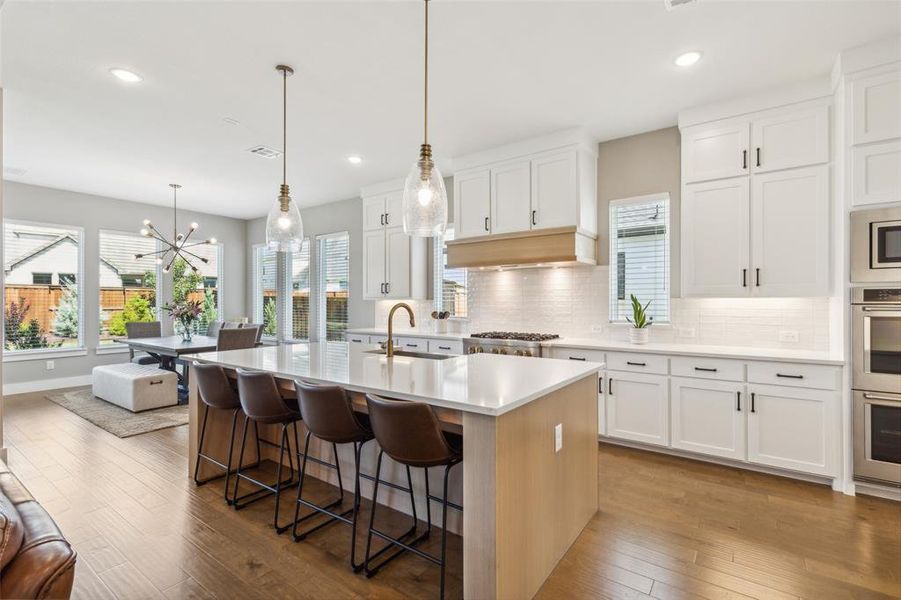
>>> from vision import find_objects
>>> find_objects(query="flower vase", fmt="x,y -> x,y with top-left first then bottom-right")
629,327 -> 649,345
181,323 -> 193,343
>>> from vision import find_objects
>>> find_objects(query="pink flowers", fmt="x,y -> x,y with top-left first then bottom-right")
163,299 -> 202,329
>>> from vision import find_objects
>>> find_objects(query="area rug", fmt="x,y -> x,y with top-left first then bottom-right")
46,388 -> 188,438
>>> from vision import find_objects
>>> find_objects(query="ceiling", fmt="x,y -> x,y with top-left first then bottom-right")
2,1 -> 900,219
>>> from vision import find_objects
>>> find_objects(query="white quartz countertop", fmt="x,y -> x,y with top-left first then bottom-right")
184,342 -> 602,416
543,338 -> 845,366
346,328 -> 468,341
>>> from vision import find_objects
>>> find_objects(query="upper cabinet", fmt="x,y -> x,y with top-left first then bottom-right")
362,190 -> 404,231
680,99 -> 832,297
848,65 -> 901,206
452,130 -> 597,240
852,69 -> 901,145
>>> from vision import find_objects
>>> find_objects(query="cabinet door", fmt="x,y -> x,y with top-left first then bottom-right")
363,196 -> 386,231
598,372 -> 606,437
751,165 -> 829,296
747,384 -> 837,476
681,178 -> 750,297
751,106 -> 829,173
385,226 -> 411,298
530,150 -> 577,230
363,230 -> 387,299
671,378 -> 746,461
852,69 -> 901,145
852,140 -> 901,206
454,169 -> 491,239
384,190 -> 404,228
490,159 -> 532,234
682,123 -> 750,183
606,371 -> 668,447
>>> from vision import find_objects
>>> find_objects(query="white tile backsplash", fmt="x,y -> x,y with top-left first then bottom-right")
465,266 -> 831,350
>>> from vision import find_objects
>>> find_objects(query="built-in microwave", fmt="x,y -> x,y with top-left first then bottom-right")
851,207 -> 901,283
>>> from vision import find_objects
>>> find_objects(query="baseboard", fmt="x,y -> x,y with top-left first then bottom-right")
3,375 -> 92,396
854,480 -> 901,502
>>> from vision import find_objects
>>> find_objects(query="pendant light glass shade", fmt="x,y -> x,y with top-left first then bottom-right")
266,185 -> 304,252
402,154 -> 447,237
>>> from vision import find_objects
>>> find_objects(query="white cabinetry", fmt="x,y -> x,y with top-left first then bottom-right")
452,131 -> 597,240
361,183 -> 427,301
680,99 -> 831,297
671,378 -> 746,461
851,69 -> 901,144
606,371 -> 669,447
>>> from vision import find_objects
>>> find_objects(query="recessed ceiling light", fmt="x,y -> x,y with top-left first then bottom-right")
674,51 -> 702,67
347,155 -> 363,165
110,68 -> 143,83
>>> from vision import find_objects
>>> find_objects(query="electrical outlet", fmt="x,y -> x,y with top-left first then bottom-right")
779,330 -> 800,343
554,423 -> 563,453
678,327 -> 696,338
590,324 -> 604,334
46,360 -> 55,370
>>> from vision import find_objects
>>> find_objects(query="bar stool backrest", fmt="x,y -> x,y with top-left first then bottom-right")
125,321 -> 161,339
236,369 -> 295,423
217,327 -> 258,351
294,380 -> 370,444
194,363 -> 240,410
365,394 -> 456,467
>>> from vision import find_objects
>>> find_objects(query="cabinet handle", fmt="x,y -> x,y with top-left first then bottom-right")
742,268 -> 747,287
438,346 -> 452,350
755,268 -> 760,287
626,361 -> 646,367
599,376 -> 603,394
750,392 -> 756,413
776,373 -> 804,379
351,339 -> 362,343
406,343 -> 419,348
756,147 -> 761,167
694,367 -> 718,372
385,212 -> 390,225
569,356 -> 587,361
380,213 -> 385,226
531,210 -> 537,226
385,282 -> 390,295
608,377 -> 613,396
736,391 -> 741,411
742,149 -> 748,169
484,216 -> 490,232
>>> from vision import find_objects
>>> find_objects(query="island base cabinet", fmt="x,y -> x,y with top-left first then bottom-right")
671,378 -> 746,461
747,384 -> 837,477
606,371 -> 668,447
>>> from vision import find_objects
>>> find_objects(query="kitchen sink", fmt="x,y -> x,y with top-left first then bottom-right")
365,349 -> 454,360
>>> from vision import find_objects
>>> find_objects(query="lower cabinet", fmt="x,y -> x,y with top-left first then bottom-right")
747,384 -> 837,476
606,371 -> 669,447
671,378 -> 747,461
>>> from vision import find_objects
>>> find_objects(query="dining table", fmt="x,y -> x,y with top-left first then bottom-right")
114,335 -> 219,401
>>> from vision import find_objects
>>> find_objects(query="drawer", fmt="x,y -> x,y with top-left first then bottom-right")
428,339 -> 463,355
671,356 -> 744,381
396,337 -> 428,351
369,334 -> 399,346
606,352 -> 668,375
347,334 -> 368,344
747,361 -> 840,391
550,347 -> 606,364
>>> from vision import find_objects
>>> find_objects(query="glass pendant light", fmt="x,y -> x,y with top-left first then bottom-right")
266,64 -> 304,252
402,0 -> 447,237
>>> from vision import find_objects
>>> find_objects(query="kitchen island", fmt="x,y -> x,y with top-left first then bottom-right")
185,342 -> 602,599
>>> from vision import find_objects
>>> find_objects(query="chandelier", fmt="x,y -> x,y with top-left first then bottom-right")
136,183 -> 217,274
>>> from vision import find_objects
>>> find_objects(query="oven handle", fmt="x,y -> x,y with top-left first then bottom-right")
862,393 -> 901,403
861,307 -> 901,313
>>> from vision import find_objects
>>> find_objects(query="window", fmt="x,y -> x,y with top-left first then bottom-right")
98,230 -> 160,345
253,245 -> 279,339
289,239 -> 312,341
433,226 -> 468,318
318,232 -> 349,341
608,194 -> 670,323
175,243 -> 223,333
3,221 -> 83,352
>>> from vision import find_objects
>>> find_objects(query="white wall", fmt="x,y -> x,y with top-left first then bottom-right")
2,181 -> 248,388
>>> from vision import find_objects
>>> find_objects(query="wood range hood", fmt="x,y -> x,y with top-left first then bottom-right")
446,226 -> 597,269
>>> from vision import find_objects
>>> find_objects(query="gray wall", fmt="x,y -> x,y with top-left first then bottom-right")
597,126 -> 681,296
2,181 -> 248,385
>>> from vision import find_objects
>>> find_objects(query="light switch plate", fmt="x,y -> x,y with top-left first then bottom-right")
590,324 -> 604,333
554,423 -> 563,453
46,360 -> 55,371
779,330 -> 800,343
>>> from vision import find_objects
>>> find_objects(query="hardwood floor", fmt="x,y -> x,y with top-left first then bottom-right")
3,388 -> 900,600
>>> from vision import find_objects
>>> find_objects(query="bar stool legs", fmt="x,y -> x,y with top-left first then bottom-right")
193,404 -> 242,505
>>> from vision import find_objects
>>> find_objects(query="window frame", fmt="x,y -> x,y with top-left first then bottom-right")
432,224 -> 468,320
252,243 -> 284,342
607,193 -> 671,324
2,219 -> 86,359
316,231 -> 350,342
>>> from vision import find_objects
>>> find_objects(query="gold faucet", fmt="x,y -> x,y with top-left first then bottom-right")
386,302 -> 416,357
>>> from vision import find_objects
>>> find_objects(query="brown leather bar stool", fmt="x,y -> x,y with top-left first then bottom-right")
363,394 -> 462,600
233,369 -> 301,533
192,363 -> 246,505
288,380 -> 374,571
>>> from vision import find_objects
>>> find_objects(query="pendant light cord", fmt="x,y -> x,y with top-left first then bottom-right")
172,185 -> 177,240
282,67 -> 287,186
424,0 -> 429,146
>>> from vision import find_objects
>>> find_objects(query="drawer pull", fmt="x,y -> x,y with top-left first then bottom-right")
149,380 -> 163,386
750,392 -> 756,413
406,343 -> 419,348
438,346 -> 452,351
608,377 -> 613,396
626,361 -> 646,367
694,367 -> 718,373
350,339 -> 362,343
598,376 -> 603,394
569,356 -> 587,361
736,391 -> 741,411
776,373 -> 803,379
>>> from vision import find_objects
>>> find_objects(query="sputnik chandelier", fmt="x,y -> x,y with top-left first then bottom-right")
136,183 -> 217,274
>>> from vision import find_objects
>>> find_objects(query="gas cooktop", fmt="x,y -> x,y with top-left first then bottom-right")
470,332 -> 560,342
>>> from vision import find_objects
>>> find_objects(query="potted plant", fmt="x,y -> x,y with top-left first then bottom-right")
625,294 -> 652,344
163,299 -> 203,342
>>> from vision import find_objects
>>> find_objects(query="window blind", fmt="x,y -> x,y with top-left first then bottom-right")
318,232 -> 349,341
185,242 -> 222,332
98,230 -> 159,345
608,195 -> 670,323
433,227 -> 468,318
254,246 -> 279,338
290,239 -> 311,340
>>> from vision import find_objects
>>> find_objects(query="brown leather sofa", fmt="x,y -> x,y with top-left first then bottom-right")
0,457 -> 76,599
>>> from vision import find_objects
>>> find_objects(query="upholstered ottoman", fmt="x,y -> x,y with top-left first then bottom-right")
92,363 -> 178,412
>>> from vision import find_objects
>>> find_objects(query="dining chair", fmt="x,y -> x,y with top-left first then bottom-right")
217,327 -> 259,351
125,321 -> 162,365
240,323 -> 265,345
206,320 -> 225,338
